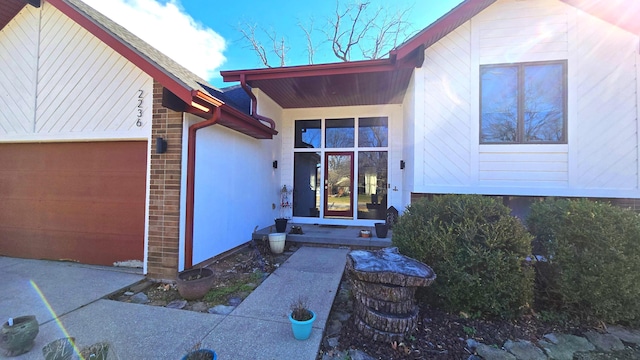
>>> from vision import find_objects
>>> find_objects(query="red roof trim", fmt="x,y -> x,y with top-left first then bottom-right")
221,58 -> 399,82
220,105 -> 278,139
391,0 -> 497,61
47,0 -> 194,104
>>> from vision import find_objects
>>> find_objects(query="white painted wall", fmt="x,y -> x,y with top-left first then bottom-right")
180,113 -> 278,269
401,71 -> 417,210
0,3 -> 152,143
413,0 -> 639,198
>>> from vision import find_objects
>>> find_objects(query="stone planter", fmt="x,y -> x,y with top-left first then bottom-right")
0,315 -> 39,357
176,268 -> 214,300
42,337 -> 76,360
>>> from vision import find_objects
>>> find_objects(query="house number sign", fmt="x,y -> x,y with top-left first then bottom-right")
136,90 -> 144,127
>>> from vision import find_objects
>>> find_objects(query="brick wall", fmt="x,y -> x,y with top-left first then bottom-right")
147,80 -> 184,280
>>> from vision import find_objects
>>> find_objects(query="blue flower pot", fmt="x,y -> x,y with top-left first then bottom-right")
288,310 -> 316,340
181,349 -> 217,360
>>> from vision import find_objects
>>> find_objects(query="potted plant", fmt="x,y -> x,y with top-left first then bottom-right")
374,222 -> 388,238
176,267 -> 215,300
288,296 -> 316,340
182,342 -> 217,360
274,185 -> 292,233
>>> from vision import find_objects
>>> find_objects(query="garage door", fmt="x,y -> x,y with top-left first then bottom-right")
0,141 -> 147,265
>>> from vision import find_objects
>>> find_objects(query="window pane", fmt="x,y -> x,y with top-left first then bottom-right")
326,118 -> 354,148
481,66 -> 518,142
358,117 -> 388,147
294,120 -> 321,148
293,152 -> 321,217
524,64 -> 564,142
357,151 -> 387,220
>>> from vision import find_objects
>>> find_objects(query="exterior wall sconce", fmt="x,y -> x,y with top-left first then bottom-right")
272,160 -> 278,169
156,137 -> 167,154
400,160 -> 405,169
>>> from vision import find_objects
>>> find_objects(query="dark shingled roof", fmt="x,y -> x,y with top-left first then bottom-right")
64,0 -> 218,98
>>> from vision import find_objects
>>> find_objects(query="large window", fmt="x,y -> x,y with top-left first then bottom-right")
293,117 -> 388,219
480,61 -> 567,144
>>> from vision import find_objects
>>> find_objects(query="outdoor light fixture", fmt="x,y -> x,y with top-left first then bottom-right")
400,160 -> 405,169
273,160 -> 278,169
156,137 -> 167,154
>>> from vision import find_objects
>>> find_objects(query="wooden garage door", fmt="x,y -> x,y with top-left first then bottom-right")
0,141 -> 147,265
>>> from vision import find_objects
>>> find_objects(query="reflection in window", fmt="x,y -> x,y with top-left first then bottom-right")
481,61 -> 566,143
294,120 -> 321,148
358,117 -> 388,147
293,152 -> 321,217
325,118 -> 354,148
357,151 -> 387,220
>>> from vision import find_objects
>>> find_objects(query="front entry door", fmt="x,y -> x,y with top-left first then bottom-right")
324,152 -> 354,218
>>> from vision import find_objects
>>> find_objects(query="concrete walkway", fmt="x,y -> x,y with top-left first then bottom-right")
2,246 -> 349,359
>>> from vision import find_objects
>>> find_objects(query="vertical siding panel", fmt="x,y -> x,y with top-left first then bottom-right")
33,2 -> 151,140
422,23 -> 472,187
574,9 -> 638,190
0,5 -> 38,136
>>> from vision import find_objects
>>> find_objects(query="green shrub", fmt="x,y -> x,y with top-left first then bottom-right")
392,195 -> 534,319
527,198 -> 640,325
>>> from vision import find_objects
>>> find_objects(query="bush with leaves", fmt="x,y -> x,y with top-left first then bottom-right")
392,195 -> 534,319
527,198 -> 640,325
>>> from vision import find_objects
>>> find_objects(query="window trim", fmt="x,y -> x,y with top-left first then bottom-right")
479,60 -> 568,145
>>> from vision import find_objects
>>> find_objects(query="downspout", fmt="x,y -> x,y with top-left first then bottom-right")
184,106 -> 221,269
239,74 -> 277,130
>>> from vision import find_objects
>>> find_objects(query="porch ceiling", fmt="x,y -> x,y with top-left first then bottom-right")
0,0 -> 27,31
222,60 -> 416,109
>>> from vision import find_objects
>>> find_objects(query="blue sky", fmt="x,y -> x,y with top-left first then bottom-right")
83,0 -> 464,88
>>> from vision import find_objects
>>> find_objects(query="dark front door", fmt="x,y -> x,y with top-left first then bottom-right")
324,152 -> 354,218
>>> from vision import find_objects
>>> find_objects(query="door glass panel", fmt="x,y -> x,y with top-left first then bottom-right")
293,152 -> 321,217
325,118 -> 354,148
357,151 -> 387,219
325,153 -> 352,216
358,117 -> 388,147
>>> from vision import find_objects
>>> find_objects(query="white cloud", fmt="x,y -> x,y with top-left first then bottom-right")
83,0 -> 225,81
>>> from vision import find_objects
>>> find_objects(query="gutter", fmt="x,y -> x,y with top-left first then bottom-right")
239,74 -> 276,130
184,106 -> 221,270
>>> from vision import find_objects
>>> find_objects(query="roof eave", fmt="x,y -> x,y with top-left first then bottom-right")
221,58 -> 397,82
393,0 -> 497,60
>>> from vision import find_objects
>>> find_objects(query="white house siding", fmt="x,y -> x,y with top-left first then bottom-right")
0,5 -> 38,135
0,2 -> 152,143
574,12 -> 638,193
415,0 -> 639,198
181,114 -> 277,269
401,70 -> 417,208
419,22 -> 473,191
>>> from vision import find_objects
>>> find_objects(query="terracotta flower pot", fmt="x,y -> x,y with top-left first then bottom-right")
176,268 -> 214,300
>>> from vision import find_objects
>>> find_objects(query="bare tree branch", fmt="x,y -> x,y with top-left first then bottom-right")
238,0 -> 414,66
238,23 -> 271,68
298,19 -> 316,64
266,30 -> 289,67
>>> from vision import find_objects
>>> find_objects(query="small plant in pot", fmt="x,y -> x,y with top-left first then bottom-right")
182,342 -> 216,360
288,296 -> 316,340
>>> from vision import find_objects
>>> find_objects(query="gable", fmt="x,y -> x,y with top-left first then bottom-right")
0,2 -> 152,140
